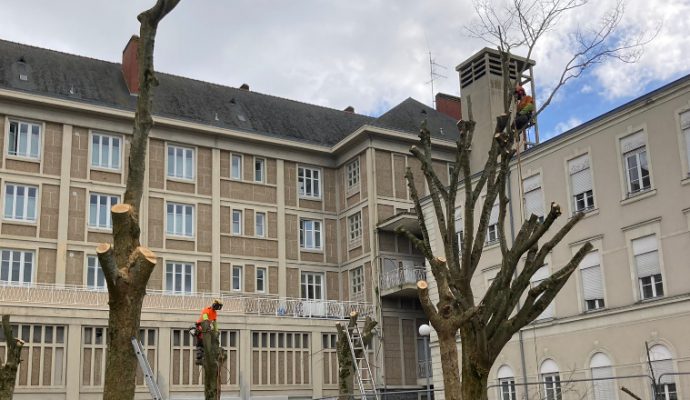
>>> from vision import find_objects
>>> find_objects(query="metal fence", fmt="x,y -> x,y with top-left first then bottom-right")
0,283 -> 374,320
380,266 -> 426,292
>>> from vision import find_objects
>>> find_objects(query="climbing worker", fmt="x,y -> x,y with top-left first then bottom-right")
194,298 -> 223,365
513,85 -> 535,131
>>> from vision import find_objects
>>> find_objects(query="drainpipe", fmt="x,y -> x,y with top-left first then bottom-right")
506,169 -> 529,386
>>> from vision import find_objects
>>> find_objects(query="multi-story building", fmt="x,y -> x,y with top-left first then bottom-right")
0,37 -> 465,399
422,48 -> 690,400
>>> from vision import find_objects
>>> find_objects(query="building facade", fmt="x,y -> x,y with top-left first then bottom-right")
422,49 -> 690,400
0,38 -> 466,399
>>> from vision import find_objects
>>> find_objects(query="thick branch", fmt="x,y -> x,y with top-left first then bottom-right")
111,203 -> 140,266
1,315 -> 24,370
129,247 -> 157,291
96,243 -> 119,290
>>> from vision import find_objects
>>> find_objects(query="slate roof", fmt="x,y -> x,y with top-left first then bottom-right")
0,39 -> 458,146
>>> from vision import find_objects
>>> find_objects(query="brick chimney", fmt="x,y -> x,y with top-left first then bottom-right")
239,83 -> 250,91
435,93 -> 462,120
343,106 -> 355,113
122,35 -> 139,95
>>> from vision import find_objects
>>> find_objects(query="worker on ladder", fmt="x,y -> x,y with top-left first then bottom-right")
513,84 -> 535,132
194,298 -> 223,365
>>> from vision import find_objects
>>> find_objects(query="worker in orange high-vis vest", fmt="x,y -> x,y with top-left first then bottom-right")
195,298 -> 223,365
514,85 -> 535,131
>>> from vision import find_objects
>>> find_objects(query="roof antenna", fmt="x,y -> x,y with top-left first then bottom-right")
426,50 -> 447,108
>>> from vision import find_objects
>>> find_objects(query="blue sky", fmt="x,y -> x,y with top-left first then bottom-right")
0,0 -> 688,144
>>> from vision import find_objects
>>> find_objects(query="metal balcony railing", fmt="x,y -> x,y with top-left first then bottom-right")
380,266 -> 426,292
0,283 -> 374,320
418,360 -> 432,379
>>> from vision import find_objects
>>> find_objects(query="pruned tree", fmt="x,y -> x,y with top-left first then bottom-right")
199,321 -> 225,400
0,315 -> 24,400
335,312 -> 378,400
96,1 -> 180,399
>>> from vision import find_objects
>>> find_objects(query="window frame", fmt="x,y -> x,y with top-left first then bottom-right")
232,210 -> 243,235
624,147 -> 651,195
90,131 -> 122,171
86,255 -> 106,291
348,212 -> 362,245
165,261 -> 194,294
232,265 -> 243,292
88,193 -> 120,230
542,373 -> 562,400
680,109 -> 690,178
254,157 -> 265,183
166,202 -> 195,238
350,266 -> 364,297
256,267 -> 267,293
299,218 -> 323,251
498,378 -> 516,400
231,154 -> 243,180
640,273 -> 664,299
3,183 -> 38,223
255,212 -> 266,238
166,144 -> 195,181
300,271 -> 325,300
0,248 -> 35,285
567,153 -> 596,213
7,119 -> 42,160
298,165 -> 322,199
346,158 -> 360,190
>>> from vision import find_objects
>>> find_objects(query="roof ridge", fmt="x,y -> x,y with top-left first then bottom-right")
0,38 -> 122,68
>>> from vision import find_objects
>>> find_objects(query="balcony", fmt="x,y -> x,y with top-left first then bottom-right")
0,283 -> 374,320
379,266 -> 426,297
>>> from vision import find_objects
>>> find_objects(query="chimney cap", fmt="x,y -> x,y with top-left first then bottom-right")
239,83 -> 250,91
344,106 -> 355,113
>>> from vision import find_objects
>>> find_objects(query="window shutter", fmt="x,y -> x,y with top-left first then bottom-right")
524,189 -> 543,218
489,203 -> 499,225
591,366 -> 615,400
580,251 -> 604,300
620,131 -> 645,153
652,360 -> 675,384
531,266 -> 553,319
632,235 -> 659,278
454,207 -> 462,233
683,112 -> 690,170
571,169 -> 592,195
681,110 -> 690,130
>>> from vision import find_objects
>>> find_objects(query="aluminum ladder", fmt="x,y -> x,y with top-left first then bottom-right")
131,336 -> 164,400
344,324 -> 379,400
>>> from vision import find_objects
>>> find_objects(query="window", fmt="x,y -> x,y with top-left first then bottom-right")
255,158 -> 265,182
351,266 -> 363,297
167,144 -> 194,180
455,207 -> 463,251
621,132 -> 651,195
231,154 -> 242,180
165,262 -> 193,293
300,219 -> 322,250
590,353 -> 616,400
301,272 -> 324,300
486,203 -> 500,244
648,345 -> 677,400
523,174 -> 544,221
91,133 -> 121,170
580,250 -> 605,311
3,183 -> 37,222
348,212 -> 362,244
540,360 -> 562,400
0,249 -> 33,284
232,210 -> 243,235
531,266 -> 553,319
497,365 -> 516,400
256,267 -> 266,293
568,154 -> 595,212
88,193 -> 119,230
632,235 -> 663,300
8,120 -> 41,159
346,158 -> 360,189
298,166 -> 321,198
86,256 -> 106,290
682,111 -> 690,176
255,212 -> 266,237
232,266 -> 242,291
166,203 -> 194,237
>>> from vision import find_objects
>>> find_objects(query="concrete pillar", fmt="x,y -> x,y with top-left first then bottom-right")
65,322 -> 81,399
212,148 -> 221,293
55,124 -> 73,286
311,330 -> 324,399
157,327 -> 172,399
239,329 -> 252,400
277,160 -> 287,297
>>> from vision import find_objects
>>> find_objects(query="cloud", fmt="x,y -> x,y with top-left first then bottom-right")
553,117 -> 583,136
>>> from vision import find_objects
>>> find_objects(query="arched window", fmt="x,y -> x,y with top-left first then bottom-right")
648,345 -> 677,400
540,359 -> 562,400
497,365 -> 516,400
590,352 -> 615,400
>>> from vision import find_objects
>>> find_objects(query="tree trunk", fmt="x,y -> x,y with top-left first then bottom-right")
103,291 -> 146,400
0,315 -> 24,400
437,329 -> 462,400
459,325 -> 491,400
336,312 -> 378,400
201,321 -> 223,400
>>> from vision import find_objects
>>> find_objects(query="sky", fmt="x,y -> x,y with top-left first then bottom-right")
1,0 -> 689,141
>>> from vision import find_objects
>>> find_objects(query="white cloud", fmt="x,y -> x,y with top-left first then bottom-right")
553,117 -> 583,136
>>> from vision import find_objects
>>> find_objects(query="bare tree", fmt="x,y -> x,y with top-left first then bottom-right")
96,1 -> 180,399
335,312 -> 377,400
0,315 -> 24,400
